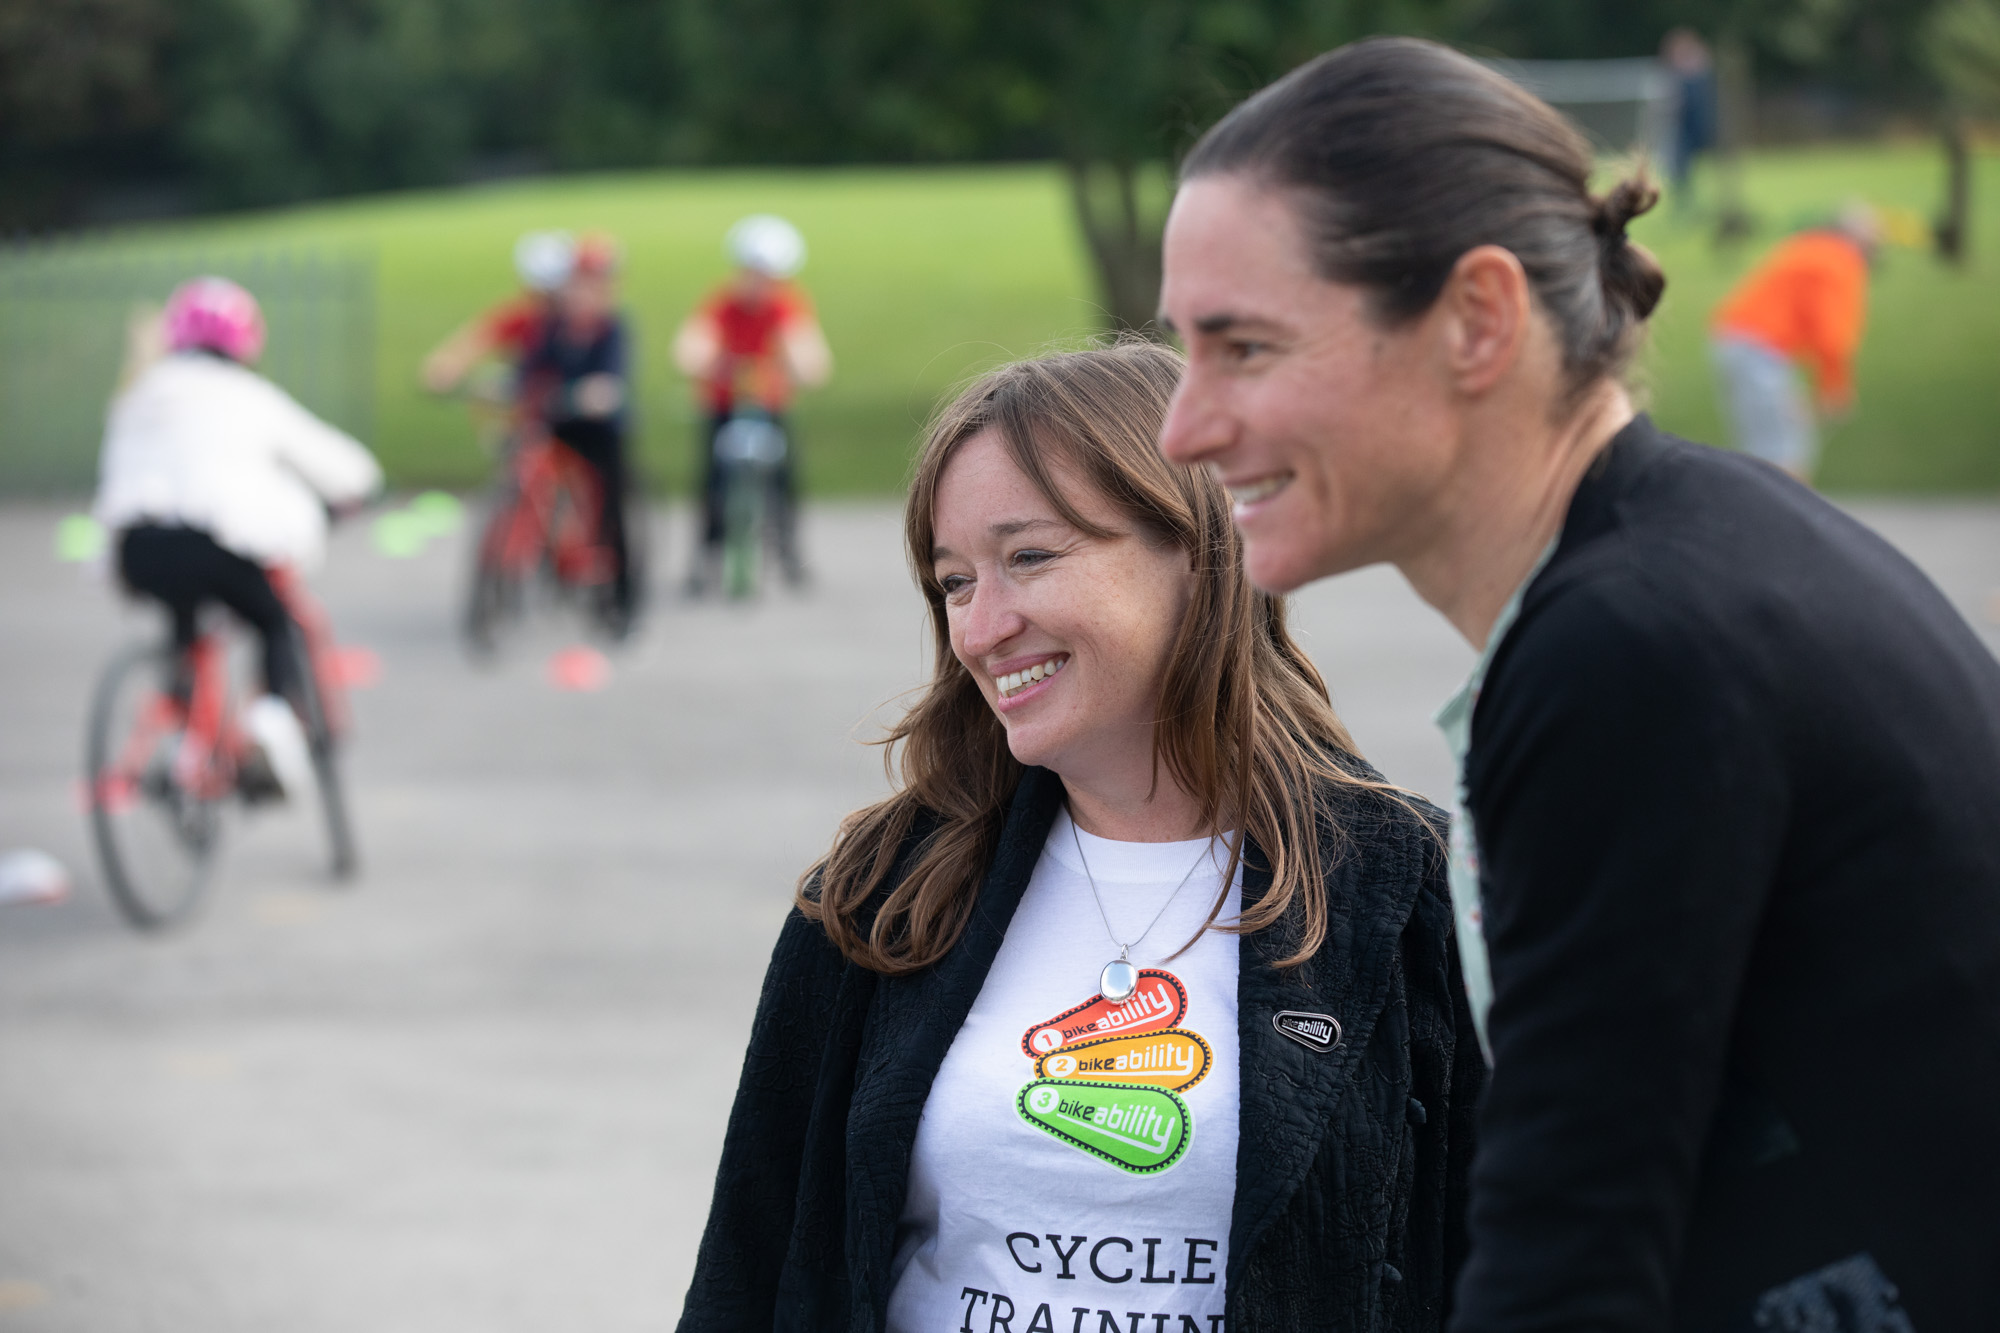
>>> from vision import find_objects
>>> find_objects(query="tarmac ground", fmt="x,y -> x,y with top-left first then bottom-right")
0,498 -> 1995,1331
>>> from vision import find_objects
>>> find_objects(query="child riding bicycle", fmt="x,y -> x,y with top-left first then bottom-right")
94,276 -> 382,801
520,233 -> 638,635
426,231 -> 639,638
673,215 -> 833,595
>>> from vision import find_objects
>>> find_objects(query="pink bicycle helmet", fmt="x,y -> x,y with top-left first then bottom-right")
162,276 -> 266,364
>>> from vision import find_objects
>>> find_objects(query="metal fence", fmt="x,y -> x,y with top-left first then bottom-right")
1486,58 -> 1678,162
0,241 -> 376,493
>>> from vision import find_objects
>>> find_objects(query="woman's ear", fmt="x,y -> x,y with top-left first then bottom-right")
1436,244 -> 1532,397
1181,542 -> 1205,614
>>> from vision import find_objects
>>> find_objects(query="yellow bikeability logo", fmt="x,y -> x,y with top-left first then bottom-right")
1034,1028 -> 1211,1093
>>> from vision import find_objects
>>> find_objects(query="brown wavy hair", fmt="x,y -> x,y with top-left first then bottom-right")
799,340 -> 1405,974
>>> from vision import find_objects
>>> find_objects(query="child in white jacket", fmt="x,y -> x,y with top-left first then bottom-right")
94,277 -> 382,798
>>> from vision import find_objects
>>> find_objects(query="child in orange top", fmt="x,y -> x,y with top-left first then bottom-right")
673,215 -> 833,593
1710,204 -> 1879,482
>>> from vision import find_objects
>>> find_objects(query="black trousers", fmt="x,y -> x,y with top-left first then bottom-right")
554,419 -> 634,617
117,524 -> 298,698
698,411 -> 799,566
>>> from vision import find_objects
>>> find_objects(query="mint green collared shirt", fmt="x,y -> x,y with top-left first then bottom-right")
1433,541 -> 1558,1066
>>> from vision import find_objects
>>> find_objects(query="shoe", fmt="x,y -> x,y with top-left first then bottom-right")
598,599 -> 637,643
245,695 -> 314,802
236,747 -> 285,804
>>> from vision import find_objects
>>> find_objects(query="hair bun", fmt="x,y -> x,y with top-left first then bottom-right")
1591,175 -> 1660,244
1592,175 -> 1666,322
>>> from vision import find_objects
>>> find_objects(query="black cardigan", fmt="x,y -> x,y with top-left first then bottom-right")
678,765 -> 1483,1332
1455,416 -> 2000,1331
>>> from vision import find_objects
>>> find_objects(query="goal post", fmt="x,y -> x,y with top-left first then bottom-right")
1484,57 -> 1678,163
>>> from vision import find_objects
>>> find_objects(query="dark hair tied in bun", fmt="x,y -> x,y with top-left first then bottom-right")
1184,37 -> 1671,402
1592,176 -> 1656,245
1592,176 -> 1666,323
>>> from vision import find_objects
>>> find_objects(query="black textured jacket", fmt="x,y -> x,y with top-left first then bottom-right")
1454,417 -> 2000,1331
679,765 -> 1483,1332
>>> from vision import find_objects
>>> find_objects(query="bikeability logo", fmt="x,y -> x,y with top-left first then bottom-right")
1019,970 -> 1187,1058
1036,1029 -> 1211,1093
1018,1080 -> 1191,1174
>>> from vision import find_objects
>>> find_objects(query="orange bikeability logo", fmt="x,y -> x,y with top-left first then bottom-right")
1019,970 -> 1187,1058
1035,1028 -> 1211,1093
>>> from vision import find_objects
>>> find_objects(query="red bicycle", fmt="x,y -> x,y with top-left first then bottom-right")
84,567 -> 358,930
464,424 -> 614,654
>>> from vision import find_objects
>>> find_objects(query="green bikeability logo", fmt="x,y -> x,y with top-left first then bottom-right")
1018,1079 -> 1191,1174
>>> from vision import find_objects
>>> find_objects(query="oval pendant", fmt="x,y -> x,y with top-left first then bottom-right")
1100,957 -> 1140,1002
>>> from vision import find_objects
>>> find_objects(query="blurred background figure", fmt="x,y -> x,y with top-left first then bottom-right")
424,230 -> 639,642
94,277 -> 382,799
673,214 -> 832,596
1710,202 -> 1882,484
1661,28 -> 1718,210
521,232 -> 639,637
116,301 -> 170,394
420,231 -> 576,399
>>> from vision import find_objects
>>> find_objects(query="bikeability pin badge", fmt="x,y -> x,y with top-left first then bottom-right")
1272,1010 -> 1341,1053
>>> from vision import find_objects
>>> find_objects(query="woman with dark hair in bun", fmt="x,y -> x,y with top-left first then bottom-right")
1158,36 -> 2000,1333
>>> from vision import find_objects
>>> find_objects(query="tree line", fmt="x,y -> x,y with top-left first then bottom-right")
3,0 -> 1991,325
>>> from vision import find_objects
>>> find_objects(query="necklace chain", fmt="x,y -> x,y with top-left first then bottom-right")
1069,814 -> 1218,964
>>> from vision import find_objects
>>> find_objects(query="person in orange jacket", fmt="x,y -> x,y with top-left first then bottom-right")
1710,203 -> 1881,482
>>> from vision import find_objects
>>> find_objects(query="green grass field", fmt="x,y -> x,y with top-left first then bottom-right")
16,144 -> 2000,493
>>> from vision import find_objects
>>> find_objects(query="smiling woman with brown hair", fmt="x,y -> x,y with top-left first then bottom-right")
676,341 -> 1481,1333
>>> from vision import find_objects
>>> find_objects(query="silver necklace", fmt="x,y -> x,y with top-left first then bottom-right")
1069,816 -> 1218,1002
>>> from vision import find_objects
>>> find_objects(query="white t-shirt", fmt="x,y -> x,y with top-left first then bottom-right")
95,353 -> 382,571
886,810 -> 1242,1333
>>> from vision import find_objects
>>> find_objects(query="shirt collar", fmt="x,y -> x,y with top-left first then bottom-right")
1434,537 -> 1561,759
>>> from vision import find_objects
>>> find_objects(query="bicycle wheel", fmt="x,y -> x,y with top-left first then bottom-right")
546,470 -> 600,602
289,626 -> 358,881
85,643 -> 221,930
722,463 -> 765,599
465,489 -> 528,655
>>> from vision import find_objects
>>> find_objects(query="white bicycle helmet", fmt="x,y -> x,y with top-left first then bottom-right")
727,215 -> 806,278
514,230 -> 577,293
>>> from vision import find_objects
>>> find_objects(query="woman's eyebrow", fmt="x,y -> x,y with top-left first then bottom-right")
991,518 -> 1064,537
932,517 -> 1066,564
1195,311 -> 1287,336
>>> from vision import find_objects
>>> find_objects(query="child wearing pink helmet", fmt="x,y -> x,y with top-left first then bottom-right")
160,275 -> 268,364
95,276 -> 382,799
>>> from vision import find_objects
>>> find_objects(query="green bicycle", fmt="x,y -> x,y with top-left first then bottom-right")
713,409 -> 790,599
